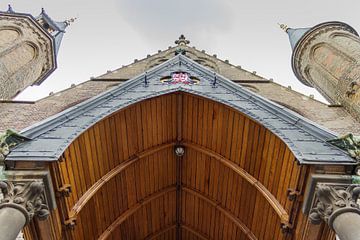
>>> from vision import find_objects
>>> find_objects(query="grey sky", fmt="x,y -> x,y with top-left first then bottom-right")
2,0 -> 360,102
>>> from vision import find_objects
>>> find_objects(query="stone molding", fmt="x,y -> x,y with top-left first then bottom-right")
292,23 -> 357,87
309,184 -> 360,229
0,180 -> 50,224
0,14 -> 55,84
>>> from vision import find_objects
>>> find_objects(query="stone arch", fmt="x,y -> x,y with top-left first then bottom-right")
0,26 -> 21,50
310,43 -> 354,81
0,41 -> 38,75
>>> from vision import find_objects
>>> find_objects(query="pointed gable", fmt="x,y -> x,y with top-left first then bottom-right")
6,55 -> 355,165
96,38 -> 268,83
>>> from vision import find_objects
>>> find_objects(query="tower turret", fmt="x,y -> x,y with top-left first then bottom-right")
283,22 -> 360,120
0,5 -> 71,100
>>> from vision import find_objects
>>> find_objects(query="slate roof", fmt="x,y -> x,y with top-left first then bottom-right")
286,27 -> 311,50
6,55 -> 356,165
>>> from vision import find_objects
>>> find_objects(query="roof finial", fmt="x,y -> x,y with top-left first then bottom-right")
64,17 -> 77,27
7,4 -> 14,13
175,34 -> 190,46
278,23 -> 289,32
41,7 -> 46,14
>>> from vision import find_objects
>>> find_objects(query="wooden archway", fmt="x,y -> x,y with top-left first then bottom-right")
24,92 -> 308,240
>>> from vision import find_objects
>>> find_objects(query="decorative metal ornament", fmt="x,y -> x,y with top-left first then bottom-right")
160,72 -> 200,85
174,146 -> 185,157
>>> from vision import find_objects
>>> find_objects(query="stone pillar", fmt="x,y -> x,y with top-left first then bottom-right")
309,184 -> 360,240
0,181 -> 50,240
0,208 -> 26,240
291,22 -> 360,121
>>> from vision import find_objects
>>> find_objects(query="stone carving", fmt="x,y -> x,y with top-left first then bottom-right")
309,184 -> 360,228
175,48 -> 186,55
346,80 -> 360,98
0,15 -> 53,73
0,130 -> 29,162
328,133 -> 360,160
0,14 -> 55,99
0,181 -> 50,223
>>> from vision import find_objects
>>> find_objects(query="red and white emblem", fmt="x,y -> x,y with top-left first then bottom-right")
160,72 -> 200,85
172,72 -> 190,84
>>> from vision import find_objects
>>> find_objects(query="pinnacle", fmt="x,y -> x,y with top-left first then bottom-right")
175,34 -> 190,46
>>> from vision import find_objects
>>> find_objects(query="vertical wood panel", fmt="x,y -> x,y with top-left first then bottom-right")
49,93 -> 309,240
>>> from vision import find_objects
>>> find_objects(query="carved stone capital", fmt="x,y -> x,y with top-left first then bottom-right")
309,184 -> 360,229
0,180 -> 50,224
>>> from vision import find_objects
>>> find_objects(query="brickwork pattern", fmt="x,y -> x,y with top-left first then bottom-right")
0,80 -> 117,133
97,45 -> 265,82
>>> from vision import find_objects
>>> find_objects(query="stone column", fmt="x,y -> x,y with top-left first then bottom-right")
0,181 -> 50,240
309,184 -> 360,240
0,208 -> 26,240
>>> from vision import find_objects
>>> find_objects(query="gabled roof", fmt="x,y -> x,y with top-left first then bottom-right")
6,55 -> 355,165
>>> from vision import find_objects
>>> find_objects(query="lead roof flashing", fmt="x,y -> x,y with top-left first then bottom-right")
6,55 -> 356,165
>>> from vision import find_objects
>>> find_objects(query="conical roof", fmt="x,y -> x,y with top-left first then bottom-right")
286,27 -> 311,49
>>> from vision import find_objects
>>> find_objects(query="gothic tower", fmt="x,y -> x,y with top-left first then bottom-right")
283,22 -> 360,120
0,5 -> 72,100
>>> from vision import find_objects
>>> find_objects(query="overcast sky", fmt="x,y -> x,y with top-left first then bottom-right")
2,0 -> 360,102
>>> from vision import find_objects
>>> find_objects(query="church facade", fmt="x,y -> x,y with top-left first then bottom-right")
1,6 -> 360,240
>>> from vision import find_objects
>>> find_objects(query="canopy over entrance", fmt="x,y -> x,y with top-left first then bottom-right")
3,54 -> 355,240
6,54 -> 354,165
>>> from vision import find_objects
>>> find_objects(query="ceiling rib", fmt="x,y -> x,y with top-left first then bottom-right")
143,223 -> 213,240
67,142 -> 176,221
181,224 -> 209,240
176,93 -> 184,240
183,142 -> 290,224
98,185 -> 176,240
183,186 -> 257,240
145,224 -> 176,240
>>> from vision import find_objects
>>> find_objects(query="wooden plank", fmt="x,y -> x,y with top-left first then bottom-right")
98,186 -> 176,239
83,131 -> 96,185
51,93 -> 305,240
239,117 -> 250,168
219,107 -> 229,157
